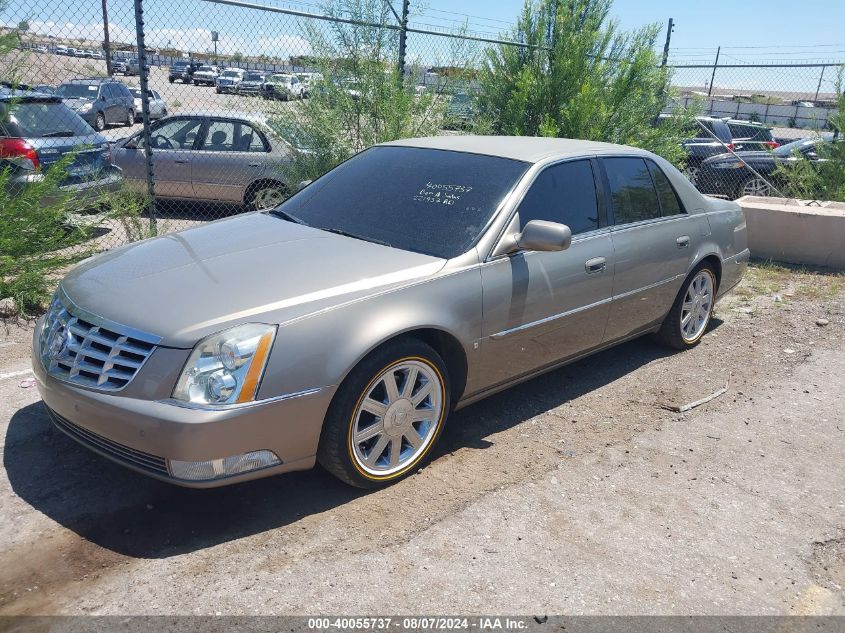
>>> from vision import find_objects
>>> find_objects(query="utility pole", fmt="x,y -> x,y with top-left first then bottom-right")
132,0 -> 157,235
397,0 -> 409,81
660,17 -> 674,67
707,46 -> 720,97
102,0 -> 113,75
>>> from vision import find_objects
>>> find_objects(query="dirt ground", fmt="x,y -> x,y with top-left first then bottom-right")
0,263 -> 843,615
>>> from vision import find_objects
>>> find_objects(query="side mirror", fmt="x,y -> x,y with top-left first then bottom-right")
514,220 -> 572,253
99,95 -> 106,101
296,179 -> 312,191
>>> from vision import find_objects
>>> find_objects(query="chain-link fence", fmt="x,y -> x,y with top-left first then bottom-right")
2,0 -> 842,264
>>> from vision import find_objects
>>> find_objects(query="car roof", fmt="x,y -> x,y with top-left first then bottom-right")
0,86 -> 61,102
63,77 -> 118,85
379,136 -> 646,163
164,110 -> 267,125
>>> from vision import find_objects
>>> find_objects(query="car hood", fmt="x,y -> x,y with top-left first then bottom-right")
60,212 -> 446,348
62,97 -> 93,109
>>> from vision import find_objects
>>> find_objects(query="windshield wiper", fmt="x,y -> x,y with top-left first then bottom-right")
318,227 -> 392,248
268,208 -> 306,225
42,131 -> 75,137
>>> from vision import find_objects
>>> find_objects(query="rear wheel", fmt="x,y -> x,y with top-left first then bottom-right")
94,112 -> 106,131
318,338 -> 450,488
656,263 -> 717,350
736,176 -> 773,199
245,182 -> 287,209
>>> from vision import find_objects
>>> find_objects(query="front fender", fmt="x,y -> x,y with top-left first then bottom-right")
256,264 -> 483,402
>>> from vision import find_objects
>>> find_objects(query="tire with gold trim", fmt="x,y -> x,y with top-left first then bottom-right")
317,338 -> 450,488
657,262 -> 718,350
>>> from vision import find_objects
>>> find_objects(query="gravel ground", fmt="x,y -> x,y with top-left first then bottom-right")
0,263 -> 843,615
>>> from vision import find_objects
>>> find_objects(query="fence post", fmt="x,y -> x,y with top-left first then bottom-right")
397,0 -> 409,81
707,46 -> 720,97
814,66 -> 826,103
132,0 -> 157,235
660,17 -> 673,67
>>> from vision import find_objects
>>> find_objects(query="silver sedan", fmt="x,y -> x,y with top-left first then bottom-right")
34,136 -> 749,489
111,111 -> 291,208
130,88 -> 167,119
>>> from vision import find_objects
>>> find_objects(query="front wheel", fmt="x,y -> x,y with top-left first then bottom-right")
656,264 -> 717,350
318,338 -> 450,488
126,108 -> 135,126
94,112 -> 106,131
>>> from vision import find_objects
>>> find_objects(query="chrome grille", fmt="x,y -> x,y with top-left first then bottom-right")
40,291 -> 160,391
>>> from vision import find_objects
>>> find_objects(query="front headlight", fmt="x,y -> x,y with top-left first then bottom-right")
173,323 -> 277,406
79,102 -> 93,112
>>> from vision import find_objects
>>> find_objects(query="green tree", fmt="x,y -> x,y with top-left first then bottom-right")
478,0 -> 688,165
267,0 -> 450,184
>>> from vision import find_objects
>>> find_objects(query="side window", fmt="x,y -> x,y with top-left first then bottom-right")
604,157 -> 661,225
241,124 -> 268,152
203,120 -> 238,152
142,118 -> 202,150
647,161 -> 685,216
100,84 -> 113,100
516,160 -> 600,235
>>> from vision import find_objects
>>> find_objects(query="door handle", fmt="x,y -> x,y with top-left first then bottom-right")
676,236 -> 691,249
247,162 -> 261,167
174,159 -> 189,164
585,257 -> 607,274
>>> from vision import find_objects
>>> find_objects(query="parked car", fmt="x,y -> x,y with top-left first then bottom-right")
129,88 -> 167,119
261,73 -> 303,100
445,92 -> 475,128
37,136 -> 748,489
168,60 -> 201,83
695,137 -> 830,199
124,58 -> 140,76
192,65 -> 219,86
112,59 -> 128,74
54,45 -> 68,55
56,78 -> 136,131
660,115 -> 779,180
294,72 -> 322,98
0,87 -> 122,201
112,111 -> 291,208
237,72 -> 266,96
215,68 -> 245,94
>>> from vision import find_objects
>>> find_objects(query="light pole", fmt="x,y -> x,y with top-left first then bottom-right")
101,0 -> 113,75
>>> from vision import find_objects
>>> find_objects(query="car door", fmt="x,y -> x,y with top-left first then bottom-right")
115,117 -> 202,198
479,158 -> 614,387
602,156 -> 699,342
99,85 -> 117,124
190,119 -> 268,203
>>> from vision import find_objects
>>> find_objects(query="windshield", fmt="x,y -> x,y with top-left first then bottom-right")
244,74 -> 263,81
2,101 -> 94,137
221,70 -> 240,77
273,146 -> 529,258
271,75 -> 292,83
55,83 -> 98,98
452,94 -> 470,104
198,66 -> 214,72
774,138 -> 817,157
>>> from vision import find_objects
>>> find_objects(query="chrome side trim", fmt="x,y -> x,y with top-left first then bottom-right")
161,387 -> 324,411
489,297 -> 612,340
611,273 -> 686,302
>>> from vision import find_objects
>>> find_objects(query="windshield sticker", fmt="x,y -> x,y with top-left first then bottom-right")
414,182 -> 473,206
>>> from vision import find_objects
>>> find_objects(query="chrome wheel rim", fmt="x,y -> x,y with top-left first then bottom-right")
681,270 -> 714,343
252,187 -> 285,209
741,177 -> 771,197
351,360 -> 443,477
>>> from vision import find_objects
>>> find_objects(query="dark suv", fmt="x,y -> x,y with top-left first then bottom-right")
0,87 -> 122,201
55,78 -> 135,131
661,115 -> 780,179
168,61 -> 202,84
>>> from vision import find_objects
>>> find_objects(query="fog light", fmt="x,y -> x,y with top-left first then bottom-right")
167,450 -> 281,481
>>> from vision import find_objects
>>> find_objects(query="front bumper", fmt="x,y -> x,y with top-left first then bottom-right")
32,324 -> 335,487
216,84 -> 238,93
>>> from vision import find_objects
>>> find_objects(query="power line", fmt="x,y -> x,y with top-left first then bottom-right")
421,5 -> 516,27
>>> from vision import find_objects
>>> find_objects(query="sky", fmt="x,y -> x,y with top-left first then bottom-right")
7,0 -> 845,94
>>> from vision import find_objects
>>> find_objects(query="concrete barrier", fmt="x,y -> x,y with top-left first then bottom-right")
737,196 -> 845,270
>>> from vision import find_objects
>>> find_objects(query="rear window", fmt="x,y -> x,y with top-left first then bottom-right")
728,123 -> 773,141
1,101 -> 93,137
